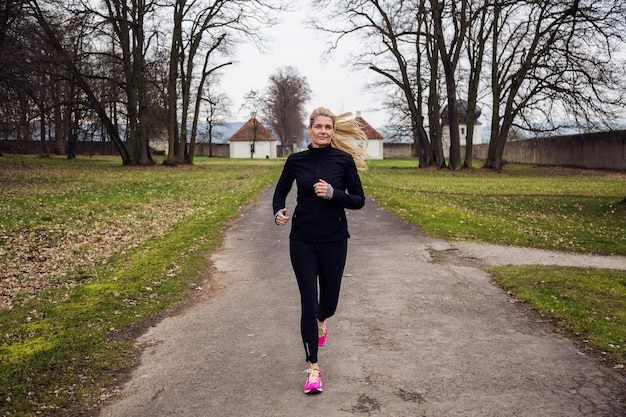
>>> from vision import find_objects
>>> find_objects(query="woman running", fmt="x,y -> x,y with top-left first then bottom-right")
273,106 -> 368,394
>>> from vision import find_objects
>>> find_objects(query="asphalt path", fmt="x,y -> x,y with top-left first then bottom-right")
100,185 -> 625,417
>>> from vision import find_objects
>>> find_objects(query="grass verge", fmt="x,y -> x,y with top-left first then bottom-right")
361,160 -> 626,255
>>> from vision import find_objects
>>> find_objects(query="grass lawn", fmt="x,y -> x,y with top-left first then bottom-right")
0,155 -> 624,415
361,159 -> 626,256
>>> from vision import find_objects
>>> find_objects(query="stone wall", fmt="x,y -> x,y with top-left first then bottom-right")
466,130 -> 626,171
383,143 -> 415,159
193,143 -> 229,158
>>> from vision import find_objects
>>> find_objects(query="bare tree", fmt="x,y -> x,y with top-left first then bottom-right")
423,0 -> 445,168
1,1 -> 71,155
264,66 -> 311,154
461,0 -> 491,168
165,0 -> 285,165
313,0 -> 626,171
186,35 -> 232,163
21,0 -> 169,164
20,1 -> 133,162
204,87 -> 231,157
430,0 -> 495,171
96,0 -> 157,165
241,89 -> 263,158
430,0 -> 468,171
313,0 -> 433,167
485,0 -> 626,169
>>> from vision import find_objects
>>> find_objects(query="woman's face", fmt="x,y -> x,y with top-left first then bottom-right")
308,116 -> 334,148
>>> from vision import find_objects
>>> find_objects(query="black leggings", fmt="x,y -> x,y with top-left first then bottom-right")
289,239 -> 348,364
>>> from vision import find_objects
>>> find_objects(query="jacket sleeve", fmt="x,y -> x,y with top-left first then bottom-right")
272,157 -> 294,215
330,157 -> 365,210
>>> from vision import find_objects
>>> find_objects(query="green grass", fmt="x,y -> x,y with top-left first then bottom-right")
361,160 -> 626,255
361,159 -> 626,368
0,155 -> 283,415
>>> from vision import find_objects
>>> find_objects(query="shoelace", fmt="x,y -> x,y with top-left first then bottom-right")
304,367 -> 320,383
317,321 -> 326,338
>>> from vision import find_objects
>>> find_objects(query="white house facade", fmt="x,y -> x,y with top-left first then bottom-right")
228,117 -> 277,159
440,101 -> 483,157
355,111 -> 384,160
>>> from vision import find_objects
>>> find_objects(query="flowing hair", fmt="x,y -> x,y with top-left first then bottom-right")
308,107 -> 369,170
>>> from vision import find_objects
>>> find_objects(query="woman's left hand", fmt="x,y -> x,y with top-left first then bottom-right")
314,179 -> 329,198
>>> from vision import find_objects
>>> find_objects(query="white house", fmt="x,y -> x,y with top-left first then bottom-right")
355,111 -> 384,160
440,101 -> 483,157
228,117 -> 277,159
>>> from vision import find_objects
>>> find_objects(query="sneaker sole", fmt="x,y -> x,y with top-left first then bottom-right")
304,388 -> 323,395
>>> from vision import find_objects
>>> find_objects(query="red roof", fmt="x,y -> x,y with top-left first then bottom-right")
229,118 -> 276,141
355,116 -> 383,140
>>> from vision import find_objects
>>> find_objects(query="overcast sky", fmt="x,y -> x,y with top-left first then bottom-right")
219,5 -> 389,128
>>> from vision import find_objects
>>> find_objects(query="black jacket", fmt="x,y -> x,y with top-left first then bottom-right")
272,145 -> 365,242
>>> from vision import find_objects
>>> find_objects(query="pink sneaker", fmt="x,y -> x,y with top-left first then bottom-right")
318,320 -> 327,346
303,366 -> 322,394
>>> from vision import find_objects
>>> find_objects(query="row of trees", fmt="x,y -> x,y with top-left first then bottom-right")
316,0 -> 626,169
2,1 -> 626,168
0,0 -> 286,165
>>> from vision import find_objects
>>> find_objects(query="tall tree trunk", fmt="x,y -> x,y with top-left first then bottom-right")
134,0 -> 152,165
485,3 -> 501,169
427,33 -> 444,168
432,0 -> 461,171
166,0 -> 183,165
463,0 -> 490,169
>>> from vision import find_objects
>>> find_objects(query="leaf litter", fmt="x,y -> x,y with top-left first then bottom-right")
0,199 -> 198,310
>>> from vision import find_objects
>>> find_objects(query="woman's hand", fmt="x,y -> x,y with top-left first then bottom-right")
275,208 -> 290,226
314,179 -> 329,198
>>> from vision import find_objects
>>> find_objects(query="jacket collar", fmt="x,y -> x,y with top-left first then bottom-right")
308,144 -> 332,153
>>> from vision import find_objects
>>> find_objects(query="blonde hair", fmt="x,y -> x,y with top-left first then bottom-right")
308,107 -> 368,170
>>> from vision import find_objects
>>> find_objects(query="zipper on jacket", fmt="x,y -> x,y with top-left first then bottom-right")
313,151 -> 322,240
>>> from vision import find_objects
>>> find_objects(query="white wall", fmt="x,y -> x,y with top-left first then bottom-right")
367,139 -> 384,160
229,141 -> 277,159
441,124 -> 483,157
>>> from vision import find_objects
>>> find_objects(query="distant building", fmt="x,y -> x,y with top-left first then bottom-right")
228,117 -> 277,159
355,111 -> 384,160
440,101 -> 483,157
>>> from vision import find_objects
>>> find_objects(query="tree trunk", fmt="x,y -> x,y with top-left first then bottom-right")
485,4 -> 501,170
165,1 -> 183,165
463,0 -> 490,169
134,0 -> 153,165
427,39 -> 445,168
431,0 -> 461,171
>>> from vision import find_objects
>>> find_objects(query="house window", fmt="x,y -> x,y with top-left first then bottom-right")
460,127 -> 466,135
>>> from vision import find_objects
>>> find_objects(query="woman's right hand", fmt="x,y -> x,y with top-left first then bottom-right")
275,208 -> 290,226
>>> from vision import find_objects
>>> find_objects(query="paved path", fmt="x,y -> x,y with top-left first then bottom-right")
452,242 -> 626,271
99,186 -> 625,417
